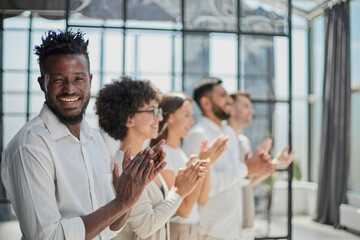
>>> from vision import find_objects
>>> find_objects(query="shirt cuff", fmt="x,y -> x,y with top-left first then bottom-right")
167,188 -> 183,208
61,216 -> 86,240
238,162 -> 250,186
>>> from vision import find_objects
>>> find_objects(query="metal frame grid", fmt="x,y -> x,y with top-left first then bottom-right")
0,0 -> 293,238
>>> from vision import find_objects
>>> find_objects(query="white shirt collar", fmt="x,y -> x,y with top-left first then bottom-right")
39,103 -> 93,143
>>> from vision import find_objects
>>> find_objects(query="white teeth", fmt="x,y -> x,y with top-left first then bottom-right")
59,97 -> 79,102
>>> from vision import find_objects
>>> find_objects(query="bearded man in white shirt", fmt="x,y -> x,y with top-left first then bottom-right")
1,30 -> 166,240
183,77 -> 275,240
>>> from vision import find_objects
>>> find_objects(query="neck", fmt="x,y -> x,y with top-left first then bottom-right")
120,134 -> 146,156
228,118 -> 245,135
204,112 -> 222,127
66,124 -> 81,139
166,131 -> 180,148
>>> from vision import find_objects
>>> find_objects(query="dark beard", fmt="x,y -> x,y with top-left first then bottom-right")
211,100 -> 230,120
46,98 -> 89,125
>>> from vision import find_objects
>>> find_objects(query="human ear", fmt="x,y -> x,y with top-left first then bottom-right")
125,116 -> 135,128
200,97 -> 211,111
38,77 -> 46,92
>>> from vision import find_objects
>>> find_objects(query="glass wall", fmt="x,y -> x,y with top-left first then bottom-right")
349,0 -> 360,193
309,15 -> 324,183
1,1 -> 293,237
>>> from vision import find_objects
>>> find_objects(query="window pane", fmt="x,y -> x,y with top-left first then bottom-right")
183,34 -> 210,95
126,0 -> 181,29
349,93 -> 360,192
104,30 -> 123,73
139,74 -> 172,94
209,33 -> 237,76
292,29 -> 308,98
241,36 -> 288,100
138,32 -> 172,74
103,73 -> 122,86
184,0 -> 237,31
243,102 -> 289,155
4,15 -> 30,29
3,71 -> 27,92
32,17 -> 65,30
351,0 -> 360,86
3,115 -> 27,148
86,30 -> 102,72
240,0 -> 288,34
30,72 -> 42,92
91,73 -> 101,95
31,31 -> 49,71
30,93 -> 44,115
3,94 -> 27,113
69,12 -> 104,26
4,31 -> 29,70
312,16 -> 324,96
310,102 -> 322,183
292,99 -> 308,180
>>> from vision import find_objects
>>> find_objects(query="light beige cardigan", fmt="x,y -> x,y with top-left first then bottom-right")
112,150 -> 183,240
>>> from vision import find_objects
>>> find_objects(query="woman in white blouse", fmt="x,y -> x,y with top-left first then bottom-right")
96,78 -> 207,240
150,92 -> 228,240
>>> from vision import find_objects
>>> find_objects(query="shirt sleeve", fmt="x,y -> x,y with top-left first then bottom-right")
182,130 -> 204,158
127,187 -> 182,239
209,161 -> 250,197
1,144 -> 86,240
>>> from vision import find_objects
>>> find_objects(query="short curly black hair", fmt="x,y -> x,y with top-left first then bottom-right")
95,77 -> 161,141
34,30 -> 90,76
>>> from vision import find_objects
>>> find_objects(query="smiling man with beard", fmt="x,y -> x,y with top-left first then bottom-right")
1,30 -> 166,240
183,77 -> 274,240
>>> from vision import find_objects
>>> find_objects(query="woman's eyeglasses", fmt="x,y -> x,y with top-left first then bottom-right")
135,108 -> 163,119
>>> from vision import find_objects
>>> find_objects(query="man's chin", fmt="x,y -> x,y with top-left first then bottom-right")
47,104 -> 85,125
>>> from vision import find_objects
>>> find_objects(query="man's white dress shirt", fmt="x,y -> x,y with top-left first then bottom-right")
1,103 -> 115,240
183,117 -> 250,240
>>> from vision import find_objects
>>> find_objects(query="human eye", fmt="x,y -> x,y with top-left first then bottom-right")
75,77 -> 85,82
51,77 -> 64,84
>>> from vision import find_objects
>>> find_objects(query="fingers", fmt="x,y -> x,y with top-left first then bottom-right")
129,147 -> 152,173
152,161 -> 167,177
278,146 -> 290,157
152,145 -> 166,169
151,139 -> 165,157
185,154 -> 198,167
141,159 -> 153,184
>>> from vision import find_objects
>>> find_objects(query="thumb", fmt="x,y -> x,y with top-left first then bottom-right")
200,139 -> 208,152
122,145 -> 132,170
244,152 -> 250,163
112,162 -> 119,187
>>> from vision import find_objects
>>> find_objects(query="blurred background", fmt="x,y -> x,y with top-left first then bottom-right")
0,0 -> 359,239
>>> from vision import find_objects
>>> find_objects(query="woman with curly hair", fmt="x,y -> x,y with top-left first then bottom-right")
95,77 -> 207,240
150,91 -> 228,240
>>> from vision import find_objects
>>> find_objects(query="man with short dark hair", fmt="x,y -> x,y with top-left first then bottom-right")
1,30 -> 165,240
183,77 -> 275,240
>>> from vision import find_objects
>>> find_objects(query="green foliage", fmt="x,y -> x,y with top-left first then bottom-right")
263,159 -> 302,193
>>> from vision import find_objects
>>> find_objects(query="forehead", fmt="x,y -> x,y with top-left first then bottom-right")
212,84 -> 227,95
178,100 -> 193,112
235,95 -> 252,105
140,99 -> 158,109
44,54 -> 89,74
